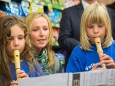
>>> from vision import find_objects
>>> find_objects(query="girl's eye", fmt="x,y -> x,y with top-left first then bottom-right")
32,28 -> 39,31
88,25 -> 93,28
7,35 -> 24,41
18,36 -> 24,40
98,24 -> 104,27
43,27 -> 48,30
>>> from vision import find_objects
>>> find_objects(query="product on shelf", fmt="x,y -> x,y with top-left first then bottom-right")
21,1 -> 30,16
51,0 -> 58,5
39,0 -> 45,3
0,11 -> 5,17
58,0 -> 64,7
0,0 -> 10,2
38,4 -> 44,13
45,0 -> 51,3
52,27 -> 59,46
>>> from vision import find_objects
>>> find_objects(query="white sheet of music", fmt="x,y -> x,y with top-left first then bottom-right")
19,73 -> 69,86
19,69 -> 115,86
80,69 -> 115,86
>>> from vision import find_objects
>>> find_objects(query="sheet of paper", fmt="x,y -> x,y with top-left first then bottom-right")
79,69 -> 115,86
19,73 -> 69,86
19,69 -> 115,86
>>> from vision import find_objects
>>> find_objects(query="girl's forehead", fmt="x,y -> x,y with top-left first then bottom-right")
10,25 -> 24,35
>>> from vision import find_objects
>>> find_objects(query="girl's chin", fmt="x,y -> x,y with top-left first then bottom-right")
38,45 -> 46,49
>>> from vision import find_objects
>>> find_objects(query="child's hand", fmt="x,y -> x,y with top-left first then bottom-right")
17,70 -> 29,80
10,80 -> 18,86
10,70 -> 29,86
91,62 -> 105,70
99,53 -> 115,69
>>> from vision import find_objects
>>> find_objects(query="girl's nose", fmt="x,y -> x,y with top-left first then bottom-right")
94,27 -> 99,34
14,39 -> 19,47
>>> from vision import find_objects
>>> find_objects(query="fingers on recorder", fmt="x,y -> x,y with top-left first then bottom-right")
99,53 -> 115,68
17,70 -> 29,80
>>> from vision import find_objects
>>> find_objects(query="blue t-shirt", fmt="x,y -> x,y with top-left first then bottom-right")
10,59 -> 44,80
66,41 -> 115,73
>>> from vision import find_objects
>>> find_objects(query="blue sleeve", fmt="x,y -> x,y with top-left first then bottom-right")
28,62 -> 45,77
37,63 -> 45,76
66,47 -> 85,73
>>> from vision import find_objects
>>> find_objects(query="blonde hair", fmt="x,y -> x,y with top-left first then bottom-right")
80,3 -> 113,51
25,12 -> 54,67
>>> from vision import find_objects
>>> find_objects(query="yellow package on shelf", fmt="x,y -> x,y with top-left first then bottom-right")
29,2 -> 32,13
38,5 -> 44,13
48,4 -> 53,12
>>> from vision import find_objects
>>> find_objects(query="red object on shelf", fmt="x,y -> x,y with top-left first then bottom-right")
0,11 -> 4,17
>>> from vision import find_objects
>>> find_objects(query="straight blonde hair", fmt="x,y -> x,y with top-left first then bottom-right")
80,3 -> 113,51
